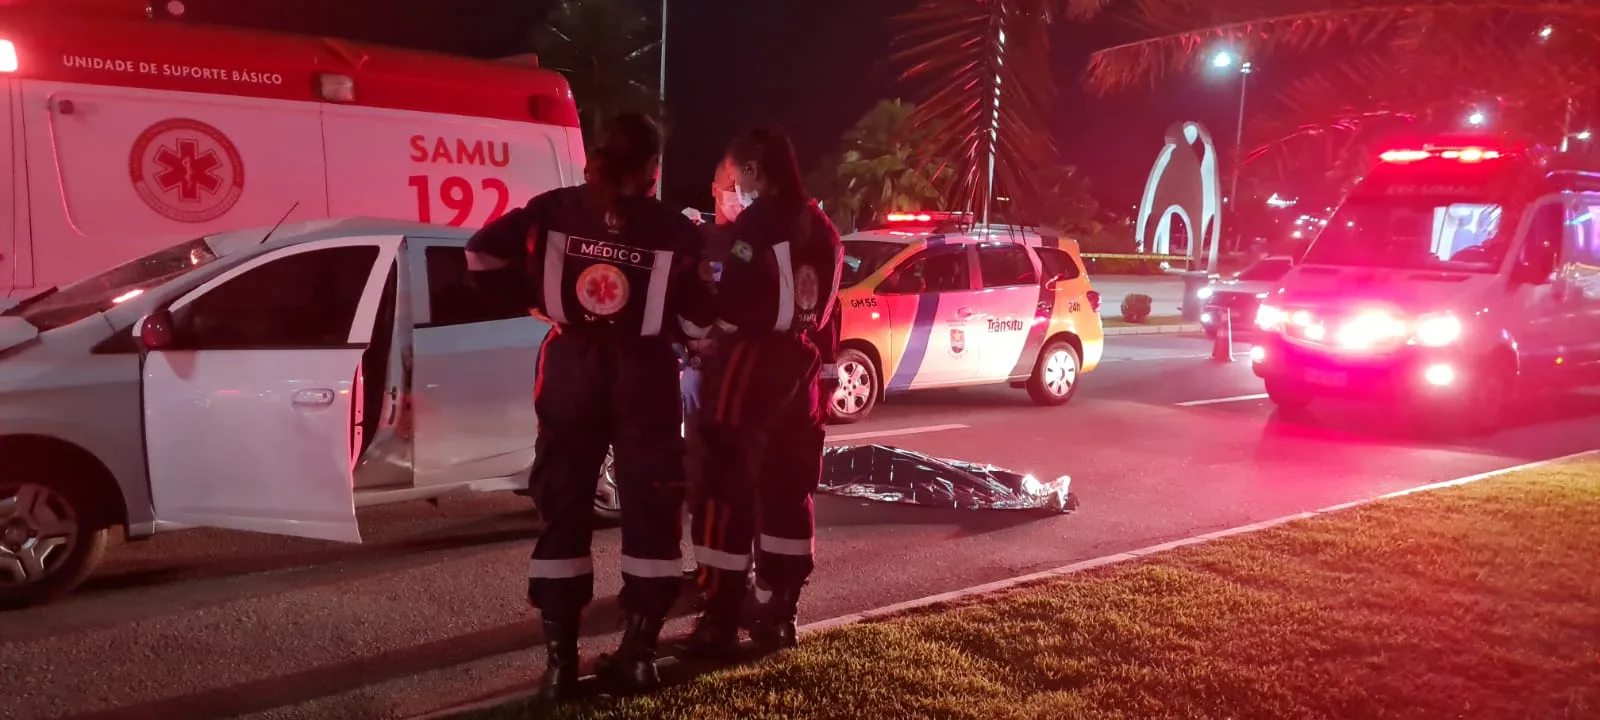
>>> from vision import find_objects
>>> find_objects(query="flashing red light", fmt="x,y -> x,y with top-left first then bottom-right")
1379,147 -> 1503,164
886,212 -> 935,223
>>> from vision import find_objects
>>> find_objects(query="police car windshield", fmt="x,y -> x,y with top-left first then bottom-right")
11,238 -> 220,331
1235,257 -> 1293,281
841,240 -> 904,289
1302,196 -> 1504,273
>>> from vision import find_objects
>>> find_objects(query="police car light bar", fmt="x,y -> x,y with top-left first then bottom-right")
1379,147 -> 1503,164
884,211 -> 971,224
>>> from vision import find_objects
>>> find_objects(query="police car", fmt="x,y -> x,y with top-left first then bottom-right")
1198,255 -> 1295,338
829,212 -> 1105,423
1251,138 -> 1600,431
0,218 -> 594,608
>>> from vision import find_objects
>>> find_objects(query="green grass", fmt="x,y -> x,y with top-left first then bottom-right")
478,459 -> 1600,720
1102,314 -> 1191,328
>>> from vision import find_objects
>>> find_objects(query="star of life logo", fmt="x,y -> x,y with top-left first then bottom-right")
796,264 -> 821,311
576,263 -> 630,316
129,118 -> 246,223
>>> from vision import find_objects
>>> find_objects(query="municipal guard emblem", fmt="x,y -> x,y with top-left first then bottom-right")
950,328 -> 966,355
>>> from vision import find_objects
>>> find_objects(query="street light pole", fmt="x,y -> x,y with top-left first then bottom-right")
657,0 -> 668,192
1214,61 -> 1250,276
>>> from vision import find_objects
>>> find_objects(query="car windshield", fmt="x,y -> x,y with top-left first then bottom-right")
841,240 -> 905,289
1235,258 -> 1293,282
1301,197 -> 1505,273
7,238 -> 220,331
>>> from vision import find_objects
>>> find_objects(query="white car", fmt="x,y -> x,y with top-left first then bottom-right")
0,218 -> 619,608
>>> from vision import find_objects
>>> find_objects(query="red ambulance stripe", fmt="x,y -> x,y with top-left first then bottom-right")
1,11 -> 580,128
714,343 -> 748,424
727,342 -> 763,426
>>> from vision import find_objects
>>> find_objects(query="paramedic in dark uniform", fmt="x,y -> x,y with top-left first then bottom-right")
464,113 -> 712,700
680,126 -> 844,655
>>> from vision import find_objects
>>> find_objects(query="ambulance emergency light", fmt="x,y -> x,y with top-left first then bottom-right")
1378,146 -> 1506,164
0,40 -> 18,73
883,211 -> 972,225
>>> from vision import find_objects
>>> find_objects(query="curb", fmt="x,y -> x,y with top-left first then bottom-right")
1103,323 -> 1202,336
413,449 -> 1597,719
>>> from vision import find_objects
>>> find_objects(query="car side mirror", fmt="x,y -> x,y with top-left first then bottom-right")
136,310 -> 176,350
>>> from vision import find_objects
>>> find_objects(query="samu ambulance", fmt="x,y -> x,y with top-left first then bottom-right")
0,6 -> 584,305
828,211 -> 1105,423
1251,137 -> 1600,432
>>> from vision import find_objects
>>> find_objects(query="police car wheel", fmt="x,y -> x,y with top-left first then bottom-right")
1027,341 -> 1081,406
1265,378 -> 1313,412
593,448 -> 622,521
829,349 -> 878,424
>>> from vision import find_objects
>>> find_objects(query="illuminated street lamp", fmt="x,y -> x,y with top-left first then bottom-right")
1209,48 -> 1252,275
1538,25 -> 1554,40
1467,110 -> 1488,127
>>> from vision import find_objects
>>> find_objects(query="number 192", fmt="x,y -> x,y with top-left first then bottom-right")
409,175 -> 511,227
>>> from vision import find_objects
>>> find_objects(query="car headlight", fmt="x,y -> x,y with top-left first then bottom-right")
1255,304 -> 1286,331
1197,286 -> 1214,300
1413,314 -> 1463,347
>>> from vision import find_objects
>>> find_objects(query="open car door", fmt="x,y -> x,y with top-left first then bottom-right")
141,236 -> 401,543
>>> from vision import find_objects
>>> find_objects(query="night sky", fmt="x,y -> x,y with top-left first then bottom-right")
158,0 -> 1262,213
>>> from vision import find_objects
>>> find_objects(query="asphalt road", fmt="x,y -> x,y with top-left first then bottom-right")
5,334 -> 1600,720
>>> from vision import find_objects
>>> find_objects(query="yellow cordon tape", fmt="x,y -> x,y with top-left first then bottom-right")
1081,253 -> 1193,261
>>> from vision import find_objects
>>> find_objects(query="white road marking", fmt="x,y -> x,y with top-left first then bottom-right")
1098,353 -> 1213,363
1175,393 -> 1269,407
797,449 -> 1600,636
826,424 -> 969,442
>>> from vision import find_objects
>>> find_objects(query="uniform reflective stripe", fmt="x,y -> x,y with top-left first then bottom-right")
758,533 -> 814,556
542,231 -> 570,324
528,556 -> 593,579
818,245 -> 844,325
772,241 -> 796,332
640,249 -> 675,336
465,250 -> 508,271
680,316 -> 711,338
753,585 -> 774,604
621,555 -> 684,579
694,545 -> 752,571
715,319 -> 740,334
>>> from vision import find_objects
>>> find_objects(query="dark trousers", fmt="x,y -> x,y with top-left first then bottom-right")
691,332 -> 824,610
527,327 -> 687,622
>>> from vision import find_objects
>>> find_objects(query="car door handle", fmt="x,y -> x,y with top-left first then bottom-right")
293,389 -> 337,407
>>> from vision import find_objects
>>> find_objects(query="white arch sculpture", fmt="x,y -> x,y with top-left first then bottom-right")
1135,121 -> 1221,263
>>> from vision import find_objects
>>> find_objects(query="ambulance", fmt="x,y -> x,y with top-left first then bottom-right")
829,211 -> 1105,423
0,5 -> 584,305
1251,137 -> 1600,432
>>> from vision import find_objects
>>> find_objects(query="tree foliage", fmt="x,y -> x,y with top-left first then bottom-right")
532,0 -> 661,147
891,0 -> 1116,222
812,100 -> 949,231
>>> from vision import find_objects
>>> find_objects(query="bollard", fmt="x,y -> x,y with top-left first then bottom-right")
1211,307 -> 1234,362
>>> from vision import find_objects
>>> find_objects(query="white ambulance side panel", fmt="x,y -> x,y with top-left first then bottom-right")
321,105 -> 577,231
21,82 -> 329,290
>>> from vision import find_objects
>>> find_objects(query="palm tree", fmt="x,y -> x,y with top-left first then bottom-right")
532,0 -> 662,146
1083,1 -> 1600,176
892,0 -> 1114,223
835,99 -> 949,229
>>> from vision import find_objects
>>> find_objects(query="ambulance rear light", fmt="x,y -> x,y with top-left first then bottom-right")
1087,290 -> 1102,312
0,41 -> 17,74
1379,147 -> 1504,164
318,73 -> 355,103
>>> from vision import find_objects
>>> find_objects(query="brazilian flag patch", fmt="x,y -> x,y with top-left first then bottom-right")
731,241 -> 754,262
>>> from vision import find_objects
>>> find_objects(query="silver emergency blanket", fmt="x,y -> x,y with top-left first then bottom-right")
820,445 -> 1077,513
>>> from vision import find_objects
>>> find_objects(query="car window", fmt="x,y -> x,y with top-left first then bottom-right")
881,246 -> 970,294
840,240 -> 905,289
176,245 -> 380,349
1517,201 -> 1567,280
424,246 -> 525,326
9,237 -> 220,331
977,243 -> 1038,288
1036,247 -> 1081,281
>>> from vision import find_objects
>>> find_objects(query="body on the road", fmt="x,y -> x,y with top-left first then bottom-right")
465,112 -> 712,699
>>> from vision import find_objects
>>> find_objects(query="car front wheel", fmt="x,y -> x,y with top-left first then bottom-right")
0,477 -> 109,610
1027,340 -> 1082,406
594,448 -> 622,521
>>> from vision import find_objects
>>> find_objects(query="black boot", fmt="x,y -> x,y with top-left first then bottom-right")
537,618 -> 581,703
748,587 -> 801,652
677,604 -> 743,659
597,614 -> 666,694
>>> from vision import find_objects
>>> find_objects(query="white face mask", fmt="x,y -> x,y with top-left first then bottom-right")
718,190 -> 744,220
735,186 -> 756,208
